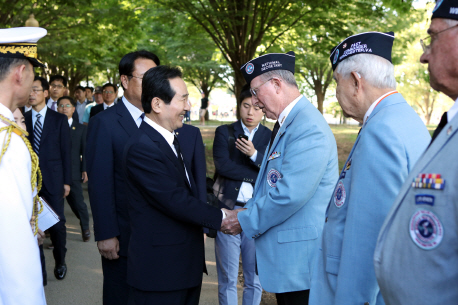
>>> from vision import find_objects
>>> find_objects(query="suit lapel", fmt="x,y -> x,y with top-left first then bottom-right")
116,99 -> 138,136
25,112 -> 33,142
40,108 -> 53,142
140,122 -> 192,190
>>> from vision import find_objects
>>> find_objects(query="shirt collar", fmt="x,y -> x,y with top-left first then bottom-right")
241,121 -> 259,135
103,102 -> 115,110
0,103 -> 14,121
32,105 -> 48,118
447,98 -> 458,122
122,96 -> 143,121
278,94 -> 302,127
77,99 -> 87,106
363,90 -> 397,125
143,116 -> 175,147
68,118 -> 73,127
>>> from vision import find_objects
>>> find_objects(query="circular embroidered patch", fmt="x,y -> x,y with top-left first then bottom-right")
245,63 -> 254,74
267,169 -> 281,187
333,49 -> 339,65
409,209 -> 444,250
334,180 -> 346,208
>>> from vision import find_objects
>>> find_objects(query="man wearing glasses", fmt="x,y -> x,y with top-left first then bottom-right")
89,83 -> 118,119
374,1 -> 458,304
47,75 -> 68,111
221,52 -> 338,305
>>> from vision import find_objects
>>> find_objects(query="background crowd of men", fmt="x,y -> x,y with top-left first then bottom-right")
0,0 -> 458,304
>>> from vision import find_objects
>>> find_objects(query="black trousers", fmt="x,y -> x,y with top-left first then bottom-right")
66,179 -> 90,231
39,245 -> 47,286
43,194 -> 67,266
276,289 -> 310,305
128,284 -> 202,305
102,255 -> 129,305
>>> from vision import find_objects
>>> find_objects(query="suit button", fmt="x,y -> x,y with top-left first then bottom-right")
235,187 -> 239,191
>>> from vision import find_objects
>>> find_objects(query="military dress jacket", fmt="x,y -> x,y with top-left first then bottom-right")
238,96 -> 339,293
374,106 -> 458,305
309,92 -> 430,305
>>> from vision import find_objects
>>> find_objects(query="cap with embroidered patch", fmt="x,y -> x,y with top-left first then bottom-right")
432,0 -> 458,20
0,27 -> 47,68
330,32 -> 394,71
240,51 -> 295,85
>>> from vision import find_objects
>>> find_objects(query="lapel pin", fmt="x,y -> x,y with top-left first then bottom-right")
72,126 -> 75,130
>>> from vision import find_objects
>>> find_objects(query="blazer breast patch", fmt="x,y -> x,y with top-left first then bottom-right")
267,168 -> 282,187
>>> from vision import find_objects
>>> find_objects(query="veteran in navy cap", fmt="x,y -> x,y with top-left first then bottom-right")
0,27 -> 47,305
309,31 -> 431,305
221,52 -> 338,304
374,1 -> 458,304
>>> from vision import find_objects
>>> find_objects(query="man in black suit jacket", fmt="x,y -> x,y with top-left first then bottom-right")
89,83 -> 117,119
57,96 -> 90,242
212,85 -> 271,304
86,51 -> 160,305
26,76 -> 71,281
123,65 -> 223,305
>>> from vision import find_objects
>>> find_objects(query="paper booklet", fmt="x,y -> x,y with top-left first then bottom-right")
37,197 -> 60,231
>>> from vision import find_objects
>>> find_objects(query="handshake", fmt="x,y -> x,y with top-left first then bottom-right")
220,208 -> 246,235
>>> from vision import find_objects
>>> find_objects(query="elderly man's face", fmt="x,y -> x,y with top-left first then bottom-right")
250,76 -> 280,120
334,71 -> 361,122
420,18 -> 458,99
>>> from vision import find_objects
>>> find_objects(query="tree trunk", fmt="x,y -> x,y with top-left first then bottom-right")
316,91 -> 324,114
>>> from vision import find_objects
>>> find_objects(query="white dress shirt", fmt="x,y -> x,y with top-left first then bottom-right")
236,121 -> 260,203
122,96 -> 144,127
68,117 -> 73,128
24,105 -> 32,112
0,103 -> 47,305
447,98 -> 458,122
278,94 -> 302,127
31,105 -> 48,127
75,99 -> 87,124
103,102 -> 115,110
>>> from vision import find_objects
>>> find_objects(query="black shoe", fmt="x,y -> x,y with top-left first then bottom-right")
54,264 -> 67,280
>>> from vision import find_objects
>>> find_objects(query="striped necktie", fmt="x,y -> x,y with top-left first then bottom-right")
33,113 -> 43,155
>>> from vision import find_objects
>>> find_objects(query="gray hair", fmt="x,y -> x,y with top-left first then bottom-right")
335,53 -> 397,90
444,18 -> 458,27
259,69 -> 298,88
0,58 -> 30,83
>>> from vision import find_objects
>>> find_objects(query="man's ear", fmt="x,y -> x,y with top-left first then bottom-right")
351,71 -> 362,93
120,75 -> 129,90
271,78 -> 282,94
13,64 -> 27,85
151,97 -> 162,114
44,90 -> 49,98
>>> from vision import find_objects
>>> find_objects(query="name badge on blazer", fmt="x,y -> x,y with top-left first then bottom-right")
411,173 -> 445,190
268,151 -> 281,161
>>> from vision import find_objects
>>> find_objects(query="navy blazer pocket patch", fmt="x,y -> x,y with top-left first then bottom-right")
267,168 -> 282,187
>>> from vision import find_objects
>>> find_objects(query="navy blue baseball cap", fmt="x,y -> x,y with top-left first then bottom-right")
330,31 -> 395,71
432,0 -> 458,20
241,51 -> 295,85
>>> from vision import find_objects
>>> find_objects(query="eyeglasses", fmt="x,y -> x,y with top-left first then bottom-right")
250,78 -> 273,97
50,84 -> 64,89
103,90 -> 115,94
420,24 -> 458,52
58,104 -> 73,108
128,75 -> 143,80
31,88 -> 43,94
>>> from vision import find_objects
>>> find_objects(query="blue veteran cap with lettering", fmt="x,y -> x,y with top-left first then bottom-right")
0,27 -> 47,68
241,51 -> 295,85
329,31 -> 395,71
432,0 -> 458,20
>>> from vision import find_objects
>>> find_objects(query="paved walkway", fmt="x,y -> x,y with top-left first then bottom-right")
43,185 -> 243,304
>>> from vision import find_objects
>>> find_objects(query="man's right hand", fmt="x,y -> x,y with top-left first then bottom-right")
97,237 -> 119,260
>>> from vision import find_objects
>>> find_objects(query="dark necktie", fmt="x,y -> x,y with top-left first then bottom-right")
140,113 -> 145,120
33,113 -> 42,155
269,121 -> 280,151
173,136 -> 190,188
430,112 -> 448,145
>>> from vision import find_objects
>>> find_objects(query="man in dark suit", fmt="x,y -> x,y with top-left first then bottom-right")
86,50 -> 160,305
57,96 -> 90,242
25,76 -> 71,281
123,65 -> 223,305
89,83 -> 117,119
213,84 -> 271,305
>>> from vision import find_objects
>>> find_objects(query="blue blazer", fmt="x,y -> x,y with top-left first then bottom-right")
237,96 -> 339,293
213,120 -> 271,209
25,108 -> 72,200
309,93 -> 431,305
122,121 -> 222,291
70,119 -> 87,181
86,100 -> 138,256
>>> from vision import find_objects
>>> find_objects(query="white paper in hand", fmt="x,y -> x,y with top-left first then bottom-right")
37,197 -> 60,231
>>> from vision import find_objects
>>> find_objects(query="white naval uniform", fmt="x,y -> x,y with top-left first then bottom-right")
0,104 -> 46,305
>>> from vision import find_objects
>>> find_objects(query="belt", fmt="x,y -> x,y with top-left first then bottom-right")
235,201 -> 246,207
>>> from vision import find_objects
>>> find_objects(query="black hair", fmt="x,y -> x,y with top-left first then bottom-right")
49,75 -> 68,87
102,83 -> 117,92
239,84 -> 252,102
34,75 -> 49,91
75,85 -> 85,92
57,96 -> 76,107
141,66 -> 182,114
119,50 -> 160,90
0,58 -> 30,82
85,86 -> 94,92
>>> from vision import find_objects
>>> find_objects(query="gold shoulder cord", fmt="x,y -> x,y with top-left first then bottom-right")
0,114 -> 43,236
